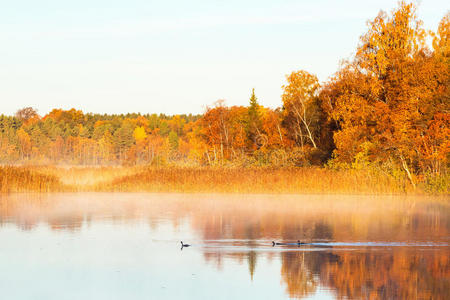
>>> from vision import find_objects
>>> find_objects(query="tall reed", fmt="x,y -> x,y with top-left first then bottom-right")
0,165 -> 431,194
0,166 -> 64,193
93,167 -> 418,195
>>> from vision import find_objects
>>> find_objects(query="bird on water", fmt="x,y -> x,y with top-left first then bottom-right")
180,241 -> 191,248
272,240 -> 307,246
272,241 -> 286,246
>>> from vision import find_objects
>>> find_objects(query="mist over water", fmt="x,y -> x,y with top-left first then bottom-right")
0,193 -> 448,299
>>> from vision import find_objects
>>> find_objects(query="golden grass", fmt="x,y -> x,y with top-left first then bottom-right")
0,165 -> 431,195
94,167 -> 417,194
42,166 -> 143,187
0,166 -> 65,193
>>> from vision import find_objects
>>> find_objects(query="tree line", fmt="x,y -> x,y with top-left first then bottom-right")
0,2 -> 448,187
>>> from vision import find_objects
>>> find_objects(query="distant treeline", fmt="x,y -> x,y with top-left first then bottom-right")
0,2 -> 448,191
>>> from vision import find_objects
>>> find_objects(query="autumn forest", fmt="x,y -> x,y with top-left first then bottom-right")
1,2 -> 449,194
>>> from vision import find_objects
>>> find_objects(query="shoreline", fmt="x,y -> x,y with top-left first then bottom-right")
1,165 -> 448,196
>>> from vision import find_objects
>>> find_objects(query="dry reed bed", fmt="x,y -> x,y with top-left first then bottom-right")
0,166 -> 65,193
0,166 -> 418,194
41,166 -> 143,187
94,167 -> 416,194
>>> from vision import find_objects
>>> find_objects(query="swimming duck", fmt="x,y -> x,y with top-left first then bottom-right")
181,241 -> 191,248
272,241 -> 287,246
272,240 -> 307,246
297,240 -> 311,245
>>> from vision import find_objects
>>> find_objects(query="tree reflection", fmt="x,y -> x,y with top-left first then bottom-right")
301,250 -> 449,300
247,250 -> 257,280
281,252 -> 317,298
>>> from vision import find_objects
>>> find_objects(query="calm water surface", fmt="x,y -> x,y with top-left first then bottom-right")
0,193 -> 448,299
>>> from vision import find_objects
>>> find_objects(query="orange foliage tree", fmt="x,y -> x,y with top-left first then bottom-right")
282,70 -> 321,150
200,101 -> 247,162
323,2 -> 449,185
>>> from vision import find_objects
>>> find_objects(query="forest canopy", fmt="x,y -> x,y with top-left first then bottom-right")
0,2 -> 448,190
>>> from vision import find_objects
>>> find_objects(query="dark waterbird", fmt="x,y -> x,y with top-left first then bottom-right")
272,240 -> 308,246
272,241 -> 287,246
180,241 -> 191,248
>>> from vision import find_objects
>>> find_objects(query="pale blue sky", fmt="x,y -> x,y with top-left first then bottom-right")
0,0 -> 448,116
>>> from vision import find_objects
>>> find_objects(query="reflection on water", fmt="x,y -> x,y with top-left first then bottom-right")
0,193 -> 448,299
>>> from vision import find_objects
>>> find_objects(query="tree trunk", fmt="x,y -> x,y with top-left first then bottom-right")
400,155 -> 416,189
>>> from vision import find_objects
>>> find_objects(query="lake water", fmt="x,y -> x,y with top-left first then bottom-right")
0,193 -> 448,299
